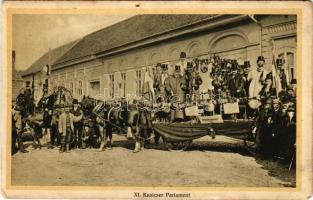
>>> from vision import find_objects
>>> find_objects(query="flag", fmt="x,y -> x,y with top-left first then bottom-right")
142,67 -> 155,101
271,64 -> 282,96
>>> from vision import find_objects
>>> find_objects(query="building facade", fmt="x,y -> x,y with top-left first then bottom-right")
21,14 -> 297,102
21,41 -> 78,103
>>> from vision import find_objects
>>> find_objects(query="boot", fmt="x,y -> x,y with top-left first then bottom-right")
98,140 -> 106,152
107,139 -> 112,150
126,127 -> 133,140
140,140 -> 145,150
65,144 -> 70,153
37,139 -> 42,149
133,141 -> 141,153
18,138 -> 28,153
59,136 -> 65,153
32,140 -> 37,149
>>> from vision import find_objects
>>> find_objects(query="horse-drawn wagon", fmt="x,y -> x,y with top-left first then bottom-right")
19,86 -> 74,146
153,119 -> 255,151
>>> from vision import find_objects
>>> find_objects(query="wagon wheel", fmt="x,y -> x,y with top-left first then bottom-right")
165,140 -> 192,152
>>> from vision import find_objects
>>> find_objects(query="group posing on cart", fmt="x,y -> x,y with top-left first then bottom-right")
12,52 -> 297,164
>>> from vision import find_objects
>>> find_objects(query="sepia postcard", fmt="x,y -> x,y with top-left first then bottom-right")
1,1 -> 312,199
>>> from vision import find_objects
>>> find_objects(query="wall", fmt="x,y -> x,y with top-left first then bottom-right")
51,19 -> 261,101
260,15 -> 297,74
35,15 -> 296,101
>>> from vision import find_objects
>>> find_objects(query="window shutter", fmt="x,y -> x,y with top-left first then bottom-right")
102,74 -> 109,99
126,70 -> 136,101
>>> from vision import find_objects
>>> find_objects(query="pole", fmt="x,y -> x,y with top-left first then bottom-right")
12,50 -> 15,69
48,48 -> 52,92
32,73 -> 35,96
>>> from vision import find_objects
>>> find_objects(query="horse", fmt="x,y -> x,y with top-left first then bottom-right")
92,98 -> 130,151
90,97 -> 154,152
80,96 -> 101,148
31,86 -> 73,148
126,101 -> 154,152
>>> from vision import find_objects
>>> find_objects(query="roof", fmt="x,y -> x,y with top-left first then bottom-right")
56,15 -> 216,65
20,40 -> 78,76
12,66 -> 23,81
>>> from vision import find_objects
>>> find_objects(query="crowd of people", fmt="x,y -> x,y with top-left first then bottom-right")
12,52 -> 297,160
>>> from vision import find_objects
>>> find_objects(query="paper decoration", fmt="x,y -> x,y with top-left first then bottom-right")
185,105 -> 199,116
223,102 -> 240,114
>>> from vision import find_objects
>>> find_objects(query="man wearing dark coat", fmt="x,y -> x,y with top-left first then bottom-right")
153,63 -> 163,96
12,105 -> 28,153
280,69 -> 288,90
164,65 -> 185,103
72,99 -> 83,149
255,98 -> 275,156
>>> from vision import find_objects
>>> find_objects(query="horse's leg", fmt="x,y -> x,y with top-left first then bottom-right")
145,128 -> 151,144
140,128 -> 147,150
31,128 -> 38,149
34,126 -> 42,149
106,125 -> 113,150
133,126 -> 141,153
98,125 -> 105,151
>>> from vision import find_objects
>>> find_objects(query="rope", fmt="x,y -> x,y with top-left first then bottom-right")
94,111 -> 127,133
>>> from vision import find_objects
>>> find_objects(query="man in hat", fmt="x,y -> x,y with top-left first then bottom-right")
236,67 -> 247,98
179,52 -> 187,74
164,65 -> 185,103
255,97 -> 275,155
227,69 -> 238,97
181,61 -> 201,103
58,104 -> 74,153
42,106 -> 53,147
153,63 -> 163,99
290,79 -> 297,95
16,88 -> 28,118
72,99 -> 83,149
247,56 -> 269,99
280,69 -> 288,90
259,73 -> 276,105
243,61 -> 251,94
12,105 -> 28,153
24,81 -> 35,115
199,59 -> 214,93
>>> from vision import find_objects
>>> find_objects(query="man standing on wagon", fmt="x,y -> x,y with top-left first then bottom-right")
164,65 -> 185,103
247,56 -> 269,99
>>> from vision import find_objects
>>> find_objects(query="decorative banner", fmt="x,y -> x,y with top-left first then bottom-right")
223,102 -> 240,114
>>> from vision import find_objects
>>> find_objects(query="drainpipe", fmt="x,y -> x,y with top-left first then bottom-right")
32,73 -> 35,94
248,15 -> 262,56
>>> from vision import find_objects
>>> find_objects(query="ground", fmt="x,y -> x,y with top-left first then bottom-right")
11,135 -> 295,187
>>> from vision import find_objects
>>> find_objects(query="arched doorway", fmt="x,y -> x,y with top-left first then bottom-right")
209,33 -> 249,61
188,41 -> 204,58
277,48 -> 296,83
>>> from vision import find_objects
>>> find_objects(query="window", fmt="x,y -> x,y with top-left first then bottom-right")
76,80 -> 83,96
278,51 -> 296,82
69,82 -> 74,94
136,70 -> 142,97
287,52 -> 295,80
89,81 -> 100,97
109,74 -> 115,98
121,72 -> 126,97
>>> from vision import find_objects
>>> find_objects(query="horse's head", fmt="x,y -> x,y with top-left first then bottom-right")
81,96 -> 97,116
124,102 -> 139,132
